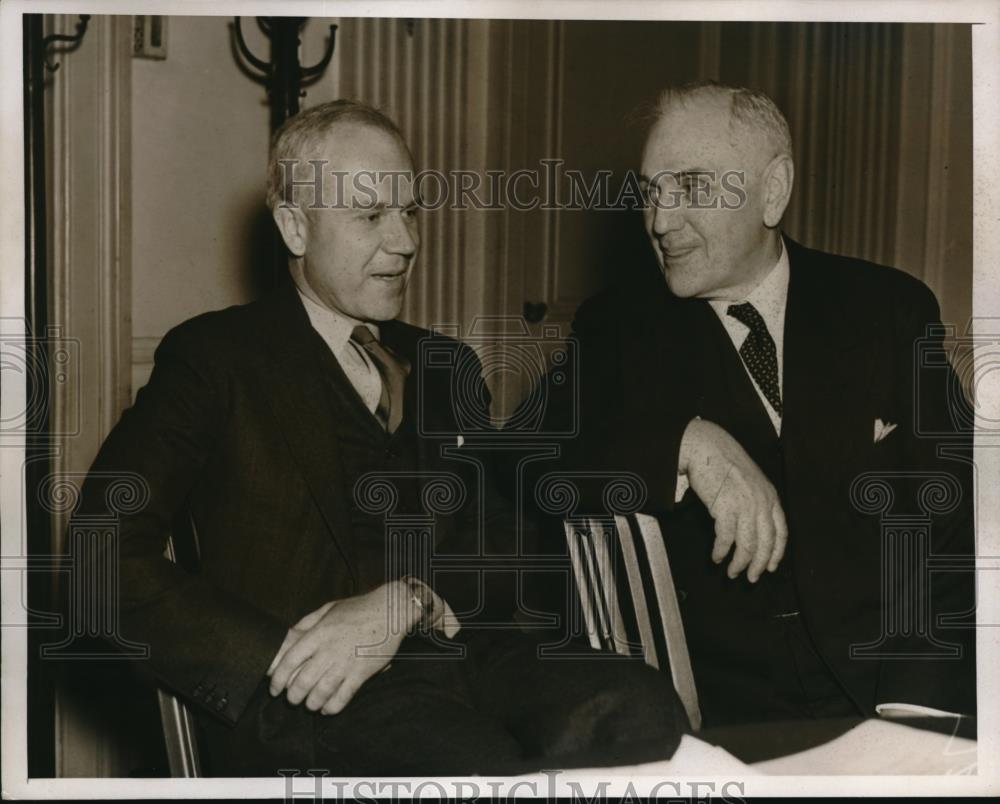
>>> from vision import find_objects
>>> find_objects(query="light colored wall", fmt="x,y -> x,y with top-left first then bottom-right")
131,15 -> 340,393
44,14 -> 135,778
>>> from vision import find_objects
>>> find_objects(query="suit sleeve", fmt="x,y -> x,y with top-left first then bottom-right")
873,281 -> 977,714
529,293 -> 698,516
76,325 -> 288,726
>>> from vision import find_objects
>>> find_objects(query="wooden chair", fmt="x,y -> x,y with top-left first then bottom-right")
564,512 -> 702,730
156,683 -> 201,777
156,513 -> 203,777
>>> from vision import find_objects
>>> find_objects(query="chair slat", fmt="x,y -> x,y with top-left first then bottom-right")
615,515 -> 662,670
627,513 -> 702,731
588,518 -> 633,657
156,687 -> 202,777
159,531 -> 203,777
564,520 -> 603,652
563,511 -> 703,732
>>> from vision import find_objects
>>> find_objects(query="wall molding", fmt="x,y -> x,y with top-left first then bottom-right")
46,14 -> 133,779
131,335 -> 159,368
339,18 -> 472,332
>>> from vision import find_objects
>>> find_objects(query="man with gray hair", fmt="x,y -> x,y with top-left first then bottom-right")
542,81 -> 975,727
78,99 -> 690,775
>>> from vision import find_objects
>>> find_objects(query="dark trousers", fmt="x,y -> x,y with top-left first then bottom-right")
199,630 -> 690,776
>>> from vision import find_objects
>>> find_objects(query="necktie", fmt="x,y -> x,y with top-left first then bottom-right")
350,325 -> 411,433
727,301 -> 782,417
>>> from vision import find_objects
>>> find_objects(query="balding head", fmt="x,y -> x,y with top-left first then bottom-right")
266,99 -> 412,212
650,82 -> 792,174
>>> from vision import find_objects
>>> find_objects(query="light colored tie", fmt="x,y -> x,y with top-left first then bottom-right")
349,325 -> 411,433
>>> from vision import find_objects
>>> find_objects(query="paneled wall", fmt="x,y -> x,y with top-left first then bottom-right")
42,15 -> 148,778
337,17 -> 492,333
710,22 -> 972,334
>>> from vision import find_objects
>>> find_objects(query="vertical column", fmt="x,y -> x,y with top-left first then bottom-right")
44,14 -> 134,777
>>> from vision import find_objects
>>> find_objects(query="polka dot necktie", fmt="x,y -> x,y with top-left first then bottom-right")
727,302 -> 782,417
350,325 -> 411,433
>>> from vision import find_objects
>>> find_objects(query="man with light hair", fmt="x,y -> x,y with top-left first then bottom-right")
544,81 -> 975,726
78,99 -> 691,775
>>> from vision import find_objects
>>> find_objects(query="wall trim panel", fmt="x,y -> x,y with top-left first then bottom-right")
46,14 -> 133,779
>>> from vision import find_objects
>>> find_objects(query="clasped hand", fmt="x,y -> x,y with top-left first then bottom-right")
267,581 -> 415,715
679,418 -> 788,582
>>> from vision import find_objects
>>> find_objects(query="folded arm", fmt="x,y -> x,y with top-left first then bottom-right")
266,577 -> 451,715
77,325 -> 288,725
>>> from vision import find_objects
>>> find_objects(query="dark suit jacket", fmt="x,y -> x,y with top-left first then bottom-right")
78,281 -> 513,728
541,236 -> 975,720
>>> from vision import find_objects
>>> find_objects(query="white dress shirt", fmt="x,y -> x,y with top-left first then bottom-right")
296,287 -> 460,637
707,238 -> 790,436
297,289 -> 383,414
674,242 -> 788,501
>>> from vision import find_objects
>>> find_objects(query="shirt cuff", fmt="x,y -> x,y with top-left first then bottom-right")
675,472 -> 690,504
439,600 -> 460,639
875,702 -> 963,718
403,576 -> 461,638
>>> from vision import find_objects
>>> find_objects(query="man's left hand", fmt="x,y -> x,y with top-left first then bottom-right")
266,581 -> 417,715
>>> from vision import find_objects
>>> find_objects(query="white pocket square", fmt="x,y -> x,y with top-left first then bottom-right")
456,434 -> 465,448
874,418 -> 898,444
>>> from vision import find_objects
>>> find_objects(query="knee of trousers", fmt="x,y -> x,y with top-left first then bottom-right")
544,660 -> 690,754
592,660 -> 691,735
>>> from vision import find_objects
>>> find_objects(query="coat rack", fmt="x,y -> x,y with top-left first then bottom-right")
231,17 -> 337,133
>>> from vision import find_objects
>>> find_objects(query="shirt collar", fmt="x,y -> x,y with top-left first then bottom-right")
708,237 -> 790,342
296,287 -> 379,353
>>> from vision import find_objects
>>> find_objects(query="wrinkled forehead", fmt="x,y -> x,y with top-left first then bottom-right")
641,98 -> 757,176
312,121 -> 414,171
297,122 -> 418,208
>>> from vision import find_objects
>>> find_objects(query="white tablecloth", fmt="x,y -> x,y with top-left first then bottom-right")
753,717 -> 977,775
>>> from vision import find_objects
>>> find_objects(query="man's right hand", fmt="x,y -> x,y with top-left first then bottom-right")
678,418 -> 788,582
266,581 -> 417,715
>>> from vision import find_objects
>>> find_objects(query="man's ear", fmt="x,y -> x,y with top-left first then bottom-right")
761,154 -> 794,228
272,206 -> 309,257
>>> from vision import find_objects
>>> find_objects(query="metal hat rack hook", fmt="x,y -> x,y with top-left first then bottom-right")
231,17 -> 337,133
42,14 -> 91,72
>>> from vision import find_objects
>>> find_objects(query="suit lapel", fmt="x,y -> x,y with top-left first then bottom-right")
379,320 -> 455,474
780,238 -> 875,490
639,290 -> 777,454
694,301 -> 778,446
625,279 -> 696,436
254,283 -> 379,591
